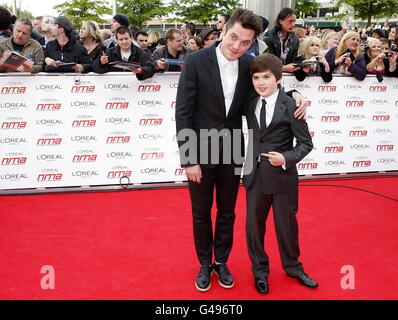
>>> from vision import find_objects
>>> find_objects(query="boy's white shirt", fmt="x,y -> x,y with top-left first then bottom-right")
254,88 -> 279,128
254,88 -> 286,169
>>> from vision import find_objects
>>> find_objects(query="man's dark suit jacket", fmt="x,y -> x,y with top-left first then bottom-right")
242,89 -> 313,194
176,42 -> 252,168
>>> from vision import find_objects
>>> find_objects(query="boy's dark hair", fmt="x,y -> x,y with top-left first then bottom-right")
116,26 -> 132,38
226,8 -> 263,38
276,7 -> 296,29
251,53 -> 283,82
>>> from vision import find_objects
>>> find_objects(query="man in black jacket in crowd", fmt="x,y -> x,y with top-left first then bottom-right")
43,16 -> 88,72
92,26 -> 155,80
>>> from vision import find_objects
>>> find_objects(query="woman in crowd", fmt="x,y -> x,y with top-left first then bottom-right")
388,27 -> 396,46
325,31 -> 366,81
78,21 -> 106,73
294,36 -> 332,82
320,30 -> 339,55
147,30 -> 160,53
365,37 -> 397,76
187,36 -> 203,52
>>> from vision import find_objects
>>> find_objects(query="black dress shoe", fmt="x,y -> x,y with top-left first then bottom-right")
287,272 -> 318,288
254,277 -> 269,294
213,263 -> 234,288
195,264 -> 212,292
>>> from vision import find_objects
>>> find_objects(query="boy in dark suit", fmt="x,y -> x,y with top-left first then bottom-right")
243,53 -> 317,294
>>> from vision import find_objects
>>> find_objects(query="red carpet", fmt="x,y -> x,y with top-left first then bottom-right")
0,177 -> 397,300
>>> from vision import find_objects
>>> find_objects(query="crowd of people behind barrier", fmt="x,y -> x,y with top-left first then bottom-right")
0,5 -> 397,81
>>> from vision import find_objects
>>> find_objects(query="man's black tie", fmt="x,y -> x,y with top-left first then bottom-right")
260,99 -> 266,131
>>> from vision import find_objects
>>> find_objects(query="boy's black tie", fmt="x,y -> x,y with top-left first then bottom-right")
260,99 -> 266,131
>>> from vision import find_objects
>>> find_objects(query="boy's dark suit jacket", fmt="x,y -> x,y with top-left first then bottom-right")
242,89 -> 313,194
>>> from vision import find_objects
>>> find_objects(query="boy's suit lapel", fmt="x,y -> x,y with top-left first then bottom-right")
261,90 -> 288,139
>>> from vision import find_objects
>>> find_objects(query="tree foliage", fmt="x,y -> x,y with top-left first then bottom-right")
54,0 -> 111,28
295,0 -> 320,18
117,0 -> 168,28
170,0 -> 241,24
336,0 -> 398,26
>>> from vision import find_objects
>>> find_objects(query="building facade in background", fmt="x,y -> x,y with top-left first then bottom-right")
243,0 -> 295,29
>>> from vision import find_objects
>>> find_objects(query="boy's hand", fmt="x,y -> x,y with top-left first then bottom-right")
262,152 -> 285,167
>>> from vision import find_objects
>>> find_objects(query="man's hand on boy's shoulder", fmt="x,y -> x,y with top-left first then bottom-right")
291,92 -> 308,120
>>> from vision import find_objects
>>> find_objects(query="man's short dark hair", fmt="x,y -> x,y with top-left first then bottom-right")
134,29 -> 148,39
165,28 -> 182,42
250,53 -> 283,82
276,8 -> 297,29
226,8 -> 263,38
116,26 -> 132,38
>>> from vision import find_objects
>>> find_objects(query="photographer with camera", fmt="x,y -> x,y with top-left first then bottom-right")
365,37 -> 397,78
294,36 -> 332,82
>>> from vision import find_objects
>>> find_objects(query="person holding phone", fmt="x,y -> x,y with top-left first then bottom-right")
325,31 -> 366,81
294,36 -> 332,82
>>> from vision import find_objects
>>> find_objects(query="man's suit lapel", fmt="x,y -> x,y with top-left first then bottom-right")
261,90 -> 288,139
227,54 -> 248,117
208,45 -> 226,116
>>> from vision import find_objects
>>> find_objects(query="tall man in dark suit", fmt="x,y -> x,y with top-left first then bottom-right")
176,8 -> 307,292
243,53 -> 317,294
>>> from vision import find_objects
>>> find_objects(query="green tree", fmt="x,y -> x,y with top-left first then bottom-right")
117,0 -> 169,27
54,0 -> 111,28
295,0 -> 320,18
336,0 -> 398,26
170,0 -> 241,25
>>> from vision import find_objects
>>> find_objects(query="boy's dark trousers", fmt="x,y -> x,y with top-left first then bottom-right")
245,165 -> 304,279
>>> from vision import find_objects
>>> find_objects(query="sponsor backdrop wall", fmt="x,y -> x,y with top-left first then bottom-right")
0,73 -> 397,191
